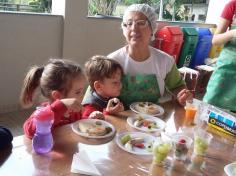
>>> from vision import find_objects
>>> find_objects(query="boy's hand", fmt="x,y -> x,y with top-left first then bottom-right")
106,98 -> 124,114
60,98 -> 82,112
177,89 -> 193,106
89,111 -> 105,120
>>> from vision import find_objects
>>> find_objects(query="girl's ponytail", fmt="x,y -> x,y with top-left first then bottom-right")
20,66 -> 44,108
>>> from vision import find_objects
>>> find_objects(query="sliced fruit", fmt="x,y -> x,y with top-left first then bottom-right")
121,134 -> 131,145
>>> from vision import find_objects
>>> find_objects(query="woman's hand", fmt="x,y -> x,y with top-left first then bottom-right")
177,89 -> 193,106
106,98 -> 124,114
60,98 -> 82,112
89,111 -> 105,120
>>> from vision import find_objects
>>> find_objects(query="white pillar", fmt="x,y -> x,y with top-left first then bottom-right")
159,0 -> 163,20
51,0 -> 66,16
206,0 -> 230,25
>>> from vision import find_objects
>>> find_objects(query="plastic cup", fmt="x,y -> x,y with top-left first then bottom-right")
187,154 -> 206,173
184,100 -> 198,126
172,134 -> 193,161
193,129 -> 213,156
152,136 -> 172,165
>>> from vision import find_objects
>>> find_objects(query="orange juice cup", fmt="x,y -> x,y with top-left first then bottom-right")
184,100 -> 197,125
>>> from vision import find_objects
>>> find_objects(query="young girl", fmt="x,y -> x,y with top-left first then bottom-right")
20,59 -> 87,139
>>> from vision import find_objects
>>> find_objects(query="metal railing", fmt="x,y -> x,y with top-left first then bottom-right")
0,2 -> 45,13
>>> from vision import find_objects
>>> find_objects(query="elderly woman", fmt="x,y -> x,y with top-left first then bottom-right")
108,4 -> 192,107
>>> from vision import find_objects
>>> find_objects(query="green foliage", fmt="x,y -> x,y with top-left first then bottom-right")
29,0 -> 51,12
88,0 -> 122,16
123,0 -> 159,6
162,0 -> 187,21
88,0 -> 196,22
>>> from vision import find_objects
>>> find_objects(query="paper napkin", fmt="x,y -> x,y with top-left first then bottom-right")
71,150 -> 101,176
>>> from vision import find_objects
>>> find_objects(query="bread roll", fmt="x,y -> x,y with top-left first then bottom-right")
135,102 -> 160,115
78,121 -> 107,136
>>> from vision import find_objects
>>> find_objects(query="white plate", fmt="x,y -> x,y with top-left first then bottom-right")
116,131 -> 155,155
127,113 -> 166,133
130,102 -> 164,117
71,119 -> 115,139
224,162 -> 236,176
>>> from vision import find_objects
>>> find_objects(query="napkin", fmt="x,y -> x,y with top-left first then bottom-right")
71,150 -> 101,176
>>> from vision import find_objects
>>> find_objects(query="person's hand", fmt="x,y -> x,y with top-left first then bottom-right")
177,89 -> 193,106
106,98 -> 124,114
89,111 -> 105,120
60,98 -> 82,112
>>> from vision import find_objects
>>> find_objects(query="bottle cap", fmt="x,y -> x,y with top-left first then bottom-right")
34,105 -> 54,121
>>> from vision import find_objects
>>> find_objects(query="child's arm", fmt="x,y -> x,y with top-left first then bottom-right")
50,99 -> 68,125
82,104 -> 99,118
23,112 -> 37,139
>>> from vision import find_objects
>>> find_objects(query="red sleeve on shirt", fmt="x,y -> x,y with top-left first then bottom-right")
23,112 -> 36,139
50,99 -> 67,124
82,104 -> 98,118
82,104 -> 111,119
103,109 -> 110,116
221,0 -> 236,25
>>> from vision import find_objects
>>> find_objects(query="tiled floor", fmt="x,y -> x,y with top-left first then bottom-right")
0,108 -> 34,137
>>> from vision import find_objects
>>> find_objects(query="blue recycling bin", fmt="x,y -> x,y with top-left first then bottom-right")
190,28 -> 212,68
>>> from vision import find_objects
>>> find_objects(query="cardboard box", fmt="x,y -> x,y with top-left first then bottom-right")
207,106 -> 236,136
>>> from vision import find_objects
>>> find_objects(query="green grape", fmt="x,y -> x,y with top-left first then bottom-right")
153,143 -> 171,164
121,134 -> 131,145
194,136 -> 208,155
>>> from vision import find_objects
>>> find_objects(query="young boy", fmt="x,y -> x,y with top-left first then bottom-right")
82,55 -> 124,119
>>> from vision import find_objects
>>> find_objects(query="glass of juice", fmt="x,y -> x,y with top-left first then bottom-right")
184,100 -> 198,126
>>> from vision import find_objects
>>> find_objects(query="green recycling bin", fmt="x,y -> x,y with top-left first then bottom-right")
177,27 -> 198,68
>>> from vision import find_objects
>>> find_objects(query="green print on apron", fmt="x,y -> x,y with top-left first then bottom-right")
203,19 -> 236,111
119,74 -> 160,108
118,56 -> 161,108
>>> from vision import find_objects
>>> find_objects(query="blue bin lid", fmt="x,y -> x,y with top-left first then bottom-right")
196,28 -> 212,41
197,28 -> 212,37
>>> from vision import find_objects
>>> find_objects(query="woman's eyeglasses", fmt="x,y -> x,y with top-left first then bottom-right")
122,20 -> 149,29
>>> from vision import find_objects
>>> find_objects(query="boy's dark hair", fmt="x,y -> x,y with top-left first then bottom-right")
85,55 -> 123,91
20,58 -> 83,108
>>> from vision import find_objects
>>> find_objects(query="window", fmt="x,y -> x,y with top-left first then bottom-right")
88,0 -> 209,23
0,0 -> 52,13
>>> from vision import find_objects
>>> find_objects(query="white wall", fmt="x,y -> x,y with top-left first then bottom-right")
62,0 -> 124,63
0,12 -> 63,113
